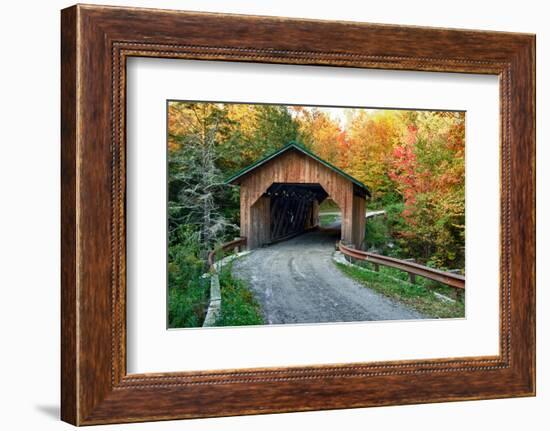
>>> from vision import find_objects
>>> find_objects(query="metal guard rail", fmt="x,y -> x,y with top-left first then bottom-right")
338,241 -> 465,290
207,237 -> 247,272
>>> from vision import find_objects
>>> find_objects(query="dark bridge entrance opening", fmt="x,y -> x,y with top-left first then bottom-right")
266,183 -> 328,242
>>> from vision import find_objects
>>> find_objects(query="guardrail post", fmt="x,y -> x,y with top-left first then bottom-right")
452,288 -> 458,300
373,263 -> 380,272
345,242 -> 355,264
408,273 -> 417,284
202,237 -> 247,327
450,287 -> 464,302
203,274 -> 221,327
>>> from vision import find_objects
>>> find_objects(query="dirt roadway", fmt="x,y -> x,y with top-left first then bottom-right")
231,229 -> 426,325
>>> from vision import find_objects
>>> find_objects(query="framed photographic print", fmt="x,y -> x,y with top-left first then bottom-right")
61,4 -> 535,425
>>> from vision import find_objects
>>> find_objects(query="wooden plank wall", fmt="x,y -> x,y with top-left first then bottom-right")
247,196 -> 271,249
352,194 -> 366,249
305,200 -> 320,229
239,149 -> 365,248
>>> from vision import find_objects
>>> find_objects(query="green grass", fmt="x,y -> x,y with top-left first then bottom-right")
168,277 -> 210,328
335,262 -> 465,319
319,213 -> 338,227
215,266 -> 265,327
167,236 -> 211,328
319,199 -> 339,212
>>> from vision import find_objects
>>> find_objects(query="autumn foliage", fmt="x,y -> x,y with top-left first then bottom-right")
168,102 -> 465,270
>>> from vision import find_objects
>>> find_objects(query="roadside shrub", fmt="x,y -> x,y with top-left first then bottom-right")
215,267 -> 264,327
364,216 -> 389,251
167,227 -> 210,328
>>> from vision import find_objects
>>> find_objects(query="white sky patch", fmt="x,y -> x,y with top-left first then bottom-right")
291,105 -> 378,128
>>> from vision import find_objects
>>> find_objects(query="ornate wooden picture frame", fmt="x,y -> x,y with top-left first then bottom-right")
61,4 -> 535,425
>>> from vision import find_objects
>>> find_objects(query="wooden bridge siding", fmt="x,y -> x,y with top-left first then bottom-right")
305,199 -> 320,229
247,196 -> 271,249
352,194 -> 366,249
239,150 -> 363,248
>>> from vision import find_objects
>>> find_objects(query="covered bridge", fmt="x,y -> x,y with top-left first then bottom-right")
226,142 -> 370,250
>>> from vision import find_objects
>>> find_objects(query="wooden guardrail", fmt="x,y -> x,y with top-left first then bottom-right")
207,237 -> 248,272
338,241 -> 465,290
203,237 -> 247,327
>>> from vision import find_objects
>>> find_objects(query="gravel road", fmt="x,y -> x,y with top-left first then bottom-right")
231,229 -> 426,325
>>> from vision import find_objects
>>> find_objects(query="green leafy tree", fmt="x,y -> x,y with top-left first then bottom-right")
168,102 -> 237,254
